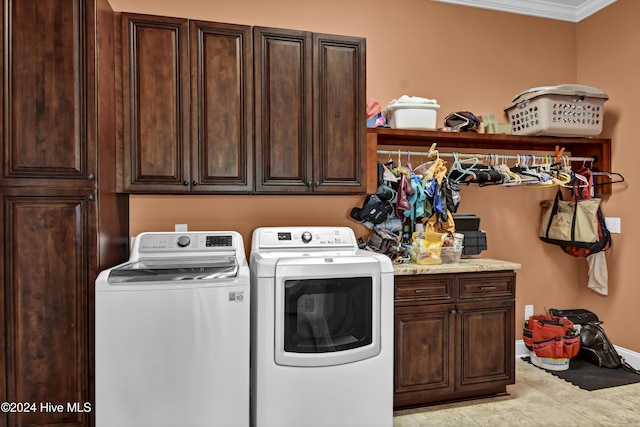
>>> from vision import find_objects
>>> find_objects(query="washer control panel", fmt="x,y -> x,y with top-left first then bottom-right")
136,232 -> 236,253
255,227 -> 356,249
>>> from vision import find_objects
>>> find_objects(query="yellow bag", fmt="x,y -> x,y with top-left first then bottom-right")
413,232 -> 445,265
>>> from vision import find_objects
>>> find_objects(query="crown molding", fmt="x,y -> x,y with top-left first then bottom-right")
432,0 -> 616,22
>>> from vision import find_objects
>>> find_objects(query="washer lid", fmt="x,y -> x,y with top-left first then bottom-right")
107,256 -> 239,283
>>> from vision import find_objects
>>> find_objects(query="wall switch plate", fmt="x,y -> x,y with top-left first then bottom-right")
605,217 -> 621,234
525,304 -> 534,320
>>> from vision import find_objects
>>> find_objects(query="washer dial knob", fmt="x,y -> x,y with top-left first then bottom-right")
177,235 -> 191,247
301,231 -> 312,243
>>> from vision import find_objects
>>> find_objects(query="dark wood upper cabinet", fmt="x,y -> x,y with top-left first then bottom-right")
313,33 -> 366,193
120,14 -> 253,193
254,27 -> 366,193
1,0 -> 94,187
254,27 -> 313,192
120,17 -> 365,194
121,14 -> 190,192
190,21 -> 254,192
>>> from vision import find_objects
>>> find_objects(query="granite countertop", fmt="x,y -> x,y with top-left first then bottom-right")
393,258 -> 522,275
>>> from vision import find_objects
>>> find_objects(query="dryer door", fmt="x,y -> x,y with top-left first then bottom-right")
274,256 -> 381,367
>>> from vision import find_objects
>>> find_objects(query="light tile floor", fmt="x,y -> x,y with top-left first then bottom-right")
393,358 -> 640,426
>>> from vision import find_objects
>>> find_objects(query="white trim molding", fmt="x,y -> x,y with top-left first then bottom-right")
432,0 -> 617,22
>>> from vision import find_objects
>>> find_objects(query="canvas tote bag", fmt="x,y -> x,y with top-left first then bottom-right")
539,189 -> 600,247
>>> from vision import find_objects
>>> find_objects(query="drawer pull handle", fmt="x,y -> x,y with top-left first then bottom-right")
415,289 -> 433,294
480,286 -> 497,290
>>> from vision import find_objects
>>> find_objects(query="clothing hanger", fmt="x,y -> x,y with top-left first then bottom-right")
412,144 -> 441,178
518,155 -> 549,183
447,152 -> 479,183
589,170 -> 625,186
509,155 -> 536,183
549,155 -> 572,186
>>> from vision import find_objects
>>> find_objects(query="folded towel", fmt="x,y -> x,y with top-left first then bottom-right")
387,95 -> 438,106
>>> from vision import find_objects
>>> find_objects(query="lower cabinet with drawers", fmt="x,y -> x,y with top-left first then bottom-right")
394,270 -> 516,408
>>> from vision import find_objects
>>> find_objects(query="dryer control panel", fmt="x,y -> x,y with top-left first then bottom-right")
254,227 -> 357,249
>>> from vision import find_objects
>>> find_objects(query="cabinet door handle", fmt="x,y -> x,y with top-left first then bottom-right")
450,309 -> 457,315
183,180 -> 189,186
414,289 -> 433,294
192,181 -> 199,186
480,286 -> 497,290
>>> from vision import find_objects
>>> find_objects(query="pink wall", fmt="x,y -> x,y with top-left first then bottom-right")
110,0 -> 638,351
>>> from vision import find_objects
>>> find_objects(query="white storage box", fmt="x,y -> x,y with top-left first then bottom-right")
386,102 -> 440,130
504,84 -> 608,137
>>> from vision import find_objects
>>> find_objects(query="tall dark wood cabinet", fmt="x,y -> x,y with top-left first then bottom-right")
254,27 -> 366,193
119,14 -> 254,193
394,271 -> 516,408
1,0 -> 128,426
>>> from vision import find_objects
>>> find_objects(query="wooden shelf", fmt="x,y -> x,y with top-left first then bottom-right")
367,128 -> 612,193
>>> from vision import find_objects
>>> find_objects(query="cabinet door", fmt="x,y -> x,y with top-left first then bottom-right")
121,14 -> 190,192
456,300 -> 515,392
313,34 -> 366,193
190,21 -> 253,192
394,303 -> 456,407
1,0 -> 94,187
0,189 -> 95,427
254,27 -> 313,193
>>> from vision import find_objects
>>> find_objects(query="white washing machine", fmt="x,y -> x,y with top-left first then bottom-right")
249,226 -> 394,427
95,231 -> 250,427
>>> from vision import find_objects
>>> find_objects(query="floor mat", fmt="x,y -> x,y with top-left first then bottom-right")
522,356 -> 640,391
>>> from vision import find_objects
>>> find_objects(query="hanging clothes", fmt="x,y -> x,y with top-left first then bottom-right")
420,158 -> 456,233
587,252 -> 608,296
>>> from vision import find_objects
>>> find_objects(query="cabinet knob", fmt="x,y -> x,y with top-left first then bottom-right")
192,181 -> 199,186
183,180 -> 189,186
450,309 -> 457,315
87,173 -> 95,180
88,194 -> 95,201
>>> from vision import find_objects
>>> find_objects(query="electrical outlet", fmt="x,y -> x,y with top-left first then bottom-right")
524,304 -> 534,320
605,217 -> 621,234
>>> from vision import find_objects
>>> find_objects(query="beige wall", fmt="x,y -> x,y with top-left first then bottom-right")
110,0 -> 639,352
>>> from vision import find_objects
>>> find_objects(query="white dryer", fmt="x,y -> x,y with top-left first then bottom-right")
95,231 -> 250,427
249,226 -> 394,427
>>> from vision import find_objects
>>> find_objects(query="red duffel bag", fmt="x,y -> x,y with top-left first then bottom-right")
523,314 -> 581,359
